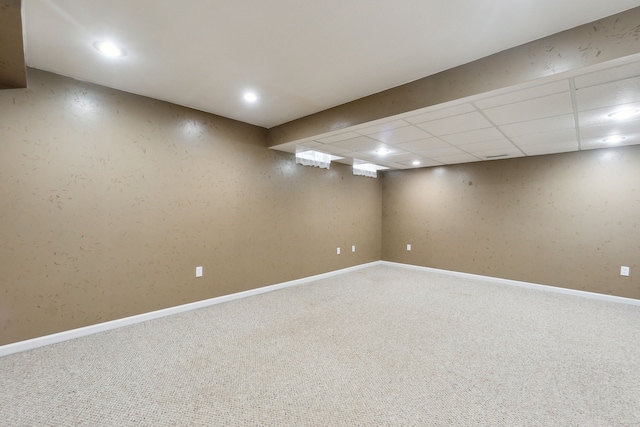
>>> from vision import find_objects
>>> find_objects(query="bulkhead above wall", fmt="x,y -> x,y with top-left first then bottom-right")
0,0 -> 27,90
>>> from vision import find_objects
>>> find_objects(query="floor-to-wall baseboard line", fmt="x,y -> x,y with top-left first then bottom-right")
381,261 -> 640,307
0,261 -> 382,357
3,260 -> 638,357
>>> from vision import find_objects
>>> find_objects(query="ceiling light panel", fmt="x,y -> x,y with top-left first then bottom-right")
93,41 -> 126,57
416,111 -> 493,136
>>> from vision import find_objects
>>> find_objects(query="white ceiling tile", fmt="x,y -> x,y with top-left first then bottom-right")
578,102 -> 640,128
367,125 -> 432,144
316,132 -> 362,143
581,132 -> 640,150
519,141 -> 579,156
360,144 -> 401,158
575,76 -> 640,111
579,120 -> 640,139
511,129 -> 578,147
355,120 -> 410,135
442,127 -> 505,145
384,152 -> 425,163
405,103 -> 476,124
398,158 -> 443,167
386,163 -> 413,170
458,139 -> 515,153
346,152 -> 376,162
431,153 -> 481,164
320,145 -> 353,155
474,80 -> 569,109
472,146 -> 524,160
416,111 -> 493,136
330,136 -> 383,151
482,92 -> 573,125
396,138 -> 450,152
574,60 -> 640,89
499,114 -> 575,137
414,146 -> 465,158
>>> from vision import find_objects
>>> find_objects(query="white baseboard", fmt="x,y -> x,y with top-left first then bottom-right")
381,261 -> 640,307
0,261 -> 381,357
3,260 -> 637,357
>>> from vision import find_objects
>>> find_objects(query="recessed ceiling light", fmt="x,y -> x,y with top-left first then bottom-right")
412,160 -> 421,166
602,136 -> 626,144
243,92 -> 258,103
376,148 -> 390,156
607,109 -> 640,120
93,41 -> 125,57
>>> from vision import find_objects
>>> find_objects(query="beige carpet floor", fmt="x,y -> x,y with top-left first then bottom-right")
2,264 -> 640,426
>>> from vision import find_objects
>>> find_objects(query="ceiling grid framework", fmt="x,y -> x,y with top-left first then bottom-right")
272,56 -> 640,170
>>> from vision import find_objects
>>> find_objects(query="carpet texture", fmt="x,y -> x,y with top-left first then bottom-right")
2,264 -> 640,426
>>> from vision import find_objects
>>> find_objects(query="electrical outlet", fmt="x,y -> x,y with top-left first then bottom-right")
195,266 -> 203,277
620,266 -> 630,277
337,247 -> 340,255
407,244 -> 411,251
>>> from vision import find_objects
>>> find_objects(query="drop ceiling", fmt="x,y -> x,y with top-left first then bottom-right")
272,56 -> 640,170
19,0 -> 640,170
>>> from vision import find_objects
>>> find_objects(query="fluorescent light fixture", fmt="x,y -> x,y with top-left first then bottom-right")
93,41 -> 125,57
295,148 -> 342,169
412,160 -> 421,166
375,148 -> 390,156
607,109 -> 640,120
602,136 -> 626,144
352,159 -> 389,178
243,92 -> 258,103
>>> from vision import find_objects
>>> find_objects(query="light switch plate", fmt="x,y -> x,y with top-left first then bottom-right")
337,247 -> 340,255
620,266 -> 630,276
407,244 -> 411,251
196,266 -> 203,277
352,245 -> 356,252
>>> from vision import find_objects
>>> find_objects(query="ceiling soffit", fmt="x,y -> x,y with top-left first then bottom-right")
267,7 -> 640,148
0,0 -> 27,89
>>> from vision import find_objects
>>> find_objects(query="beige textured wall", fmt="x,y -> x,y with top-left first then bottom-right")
382,147 -> 640,299
0,69 -> 382,345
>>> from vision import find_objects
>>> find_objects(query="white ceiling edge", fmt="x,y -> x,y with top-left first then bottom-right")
22,1 -> 640,128
270,52 -> 640,171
